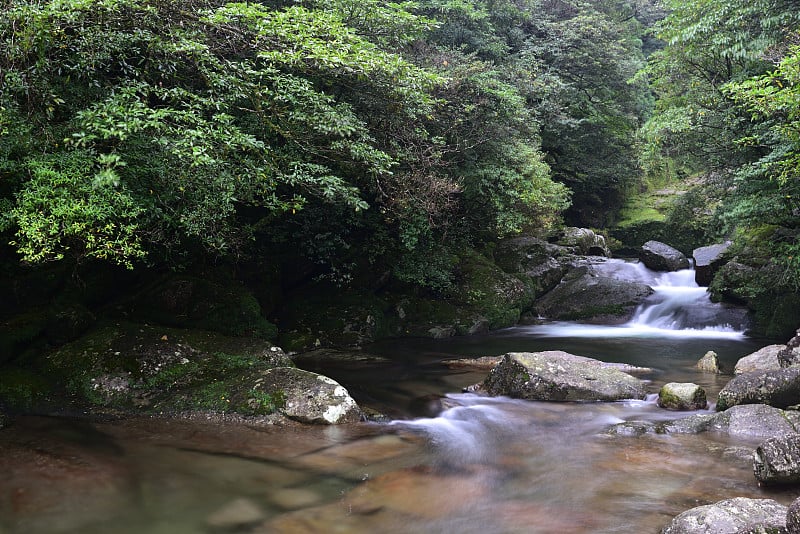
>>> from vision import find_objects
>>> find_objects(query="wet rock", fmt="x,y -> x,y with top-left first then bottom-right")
247,367 -> 361,424
657,413 -> 716,434
693,242 -> 732,287
787,497 -> 800,533
709,404 -> 799,440
716,367 -> 800,411
735,345 -> 785,375
639,240 -> 690,272
483,351 -> 647,402
779,329 -> 800,368
206,497 -> 265,530
532,268 -> 654,322
697,351 -> 722,374
291,348 -> 390,365
605,421 -> 658,436
443,356 -> 503,371
661,497 -> 787,534
754,434 -> 800,485
553,227 -> 611,257
609,405 -> 797,439
269,488 -> 322,510
658,383 -> 708,411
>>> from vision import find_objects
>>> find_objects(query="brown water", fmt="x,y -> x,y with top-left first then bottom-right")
2,263 -> 798,533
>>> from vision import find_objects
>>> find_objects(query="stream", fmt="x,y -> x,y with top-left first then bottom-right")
1,259 -> 797,533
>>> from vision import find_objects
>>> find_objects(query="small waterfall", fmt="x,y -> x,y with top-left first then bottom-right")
524,259 -> 748,339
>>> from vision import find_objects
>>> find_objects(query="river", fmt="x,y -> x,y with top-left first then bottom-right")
1,259 -> 797,533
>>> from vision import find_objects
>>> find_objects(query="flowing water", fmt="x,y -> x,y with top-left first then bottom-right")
1,259 -> 797,533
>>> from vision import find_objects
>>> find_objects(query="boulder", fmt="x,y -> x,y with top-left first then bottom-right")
532,268 -> 654,322
778,328 -> 800,368
658,382 -> 708,411
697,351 -> 722,374
754,434 -> 800,485
716,367 -> 800,411
639,240 -> 690,272
248,367 -> 361,424
482,351 -> 647,402
787,497 -> 800,533
693,242 -> 732,286
553,227 -> 610,257
608,404 -> 799,439
661,497 -> 787,534
735,345 -> 785,375
707,404 -> 800,440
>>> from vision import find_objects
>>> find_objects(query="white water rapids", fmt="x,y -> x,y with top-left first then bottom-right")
524,259 -> 748,339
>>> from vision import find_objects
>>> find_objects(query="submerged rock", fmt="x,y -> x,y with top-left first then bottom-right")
734,345 -> 784,375
482,351 -> 647,402
532,268 -> 653,322
754,434 -> 800,485
658,382 -> 708,411
716,367 -> 800,411
639,240 -> 690,272
661,497 -> 787,534
697,351 -> 722,374
693,242 -> 731,287
608,404 -> 799,439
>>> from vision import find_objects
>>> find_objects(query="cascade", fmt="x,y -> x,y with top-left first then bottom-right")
525,259 -> 748,339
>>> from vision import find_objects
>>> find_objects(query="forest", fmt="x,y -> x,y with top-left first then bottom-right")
2,0 -> 800,367
5,2 -> 800,531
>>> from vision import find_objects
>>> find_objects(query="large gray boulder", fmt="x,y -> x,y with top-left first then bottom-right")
734,345 -> 785,375
787,497 -> 800,533
482,351 -> 647,402
716,367 -> 800,411
639,240 -> 690,272
553,227 -> 610,257
754,434 -> 800,485
658,382 -> 707,411
608,404 -> 799,439
492,236 -> 572,297
693,242 -> 731,286
250,367 -> 362,424
661,497 -> 787,534
778,328 -> 800,368
532,268 -> 653,322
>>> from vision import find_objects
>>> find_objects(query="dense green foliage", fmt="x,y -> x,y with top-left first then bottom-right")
0,0 -> 661,291
640,0 -> 800,333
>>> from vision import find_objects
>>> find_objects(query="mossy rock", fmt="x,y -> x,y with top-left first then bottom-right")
131,275 -> 277,340
0,311 -> 49,365
31,322 -> 292,414
277,288 -> 400,350
0,366 -> 52,411
449,249 -> 531,329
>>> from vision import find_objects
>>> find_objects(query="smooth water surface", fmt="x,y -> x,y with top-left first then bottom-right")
1,260 -> 796,533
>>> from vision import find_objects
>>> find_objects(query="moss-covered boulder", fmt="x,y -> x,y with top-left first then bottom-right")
708,227 -> 800,339
532,267 -> 653,321
242,367 -> 361,424
657,382 -> 707,411
553,227 -> 610,256
130,275 -> 277,340
22,322 -> 298,415
493,236 -> 573,299
482,351 -> 647,401
716,367 -> 800,411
